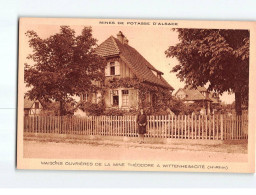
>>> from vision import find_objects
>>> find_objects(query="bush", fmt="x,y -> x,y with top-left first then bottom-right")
103,107 -> 139,116
103,109 -> 125,116
80,102 -> 104,116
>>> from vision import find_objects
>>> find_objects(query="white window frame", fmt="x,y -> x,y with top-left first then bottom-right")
111,90 -> 119,106
81,93 -> 88,102
106,61 -> 120,76
110,62 -> 115,76
122,90 -> 129,107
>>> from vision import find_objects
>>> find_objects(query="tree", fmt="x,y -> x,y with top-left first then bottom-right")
169,98 -> 203,115
165,29 -> 249,115
168,97 -> 186,115
25,26 -> 106,115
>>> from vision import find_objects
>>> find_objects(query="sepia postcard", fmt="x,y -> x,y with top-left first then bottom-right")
17,18 -> 256,173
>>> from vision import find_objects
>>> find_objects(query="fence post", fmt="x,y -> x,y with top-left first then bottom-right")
220,115 -> 224,140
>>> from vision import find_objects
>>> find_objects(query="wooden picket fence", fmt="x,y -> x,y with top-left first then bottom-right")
24,114 -> 248,140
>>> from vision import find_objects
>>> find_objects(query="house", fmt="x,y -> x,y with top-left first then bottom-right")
80,31 -> 174,112
24,97 -> 43,116
175,86 -> 220,114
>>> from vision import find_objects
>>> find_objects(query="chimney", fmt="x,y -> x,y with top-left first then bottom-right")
117,31 -> 128,44
117,31 -> 124,43
123,37 -> 129,45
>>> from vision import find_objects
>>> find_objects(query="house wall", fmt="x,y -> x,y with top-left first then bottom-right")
99,57 -> 138,110
184,100 -> 195,104
105,88 -> 138,110
80,92 -> 101,104
80,57 -> 138,112
200,91 -> 210,99
176,90 -> 186,100
80,57 -> 159,111
28,100 -> 43,115
120,59 -> 135,78
105,58 -> 135,79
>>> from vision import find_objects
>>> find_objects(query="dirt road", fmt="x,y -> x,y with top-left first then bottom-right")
23,139 -> 248,162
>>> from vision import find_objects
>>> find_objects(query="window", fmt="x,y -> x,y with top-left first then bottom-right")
92,93 -> 97,103
122,90 -> 129,107
113,96 -> 119,106
34,102 -> 39,109
122,90 -> 129,94
112,90 -> 119,106
177,94 -> 182,99
106,61 -> 120,76
81,93 -> 88,102
212,92 -> 218,98
110,62 -> 115,75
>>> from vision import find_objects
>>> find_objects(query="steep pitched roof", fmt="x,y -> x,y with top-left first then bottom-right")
24,97 -> 34,109
24,97 -> 43,109
176,87 -> 212,101
197,86 -> 207,92
95,36 -> 120,57
184,89 -> 208,101
96,36 -> 174,90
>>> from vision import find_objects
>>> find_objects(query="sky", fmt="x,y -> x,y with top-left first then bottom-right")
21,23 -> 235,104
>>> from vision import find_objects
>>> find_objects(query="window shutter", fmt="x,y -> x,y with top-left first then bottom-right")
102,89 -> 111,108
110,90 -> 113,106
105,63 -> 110,76
96,92 -> 101,104
88,93 -> 93,102
129,89 -> 137,108
91,93 -> 95,103
115,61 -> 120,75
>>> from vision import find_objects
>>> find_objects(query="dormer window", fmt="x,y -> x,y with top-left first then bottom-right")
110,62 -> 115,75
105,61 -> 120,76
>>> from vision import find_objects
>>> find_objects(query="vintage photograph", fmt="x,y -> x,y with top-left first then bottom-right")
17,18 -> 255,172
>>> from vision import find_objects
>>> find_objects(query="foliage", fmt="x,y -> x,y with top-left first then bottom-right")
106,77 -> 140,89
80,101 -> 105,116
40,101 -> 59,116
184,102 -> 203,115
103,109 -> 126,116
39,100 -> 76,116
168,97 -> 203,115
167,97 -> 185,115
24,26 -> 106,115
166,29 -> 249,115
212,102 -> 235,114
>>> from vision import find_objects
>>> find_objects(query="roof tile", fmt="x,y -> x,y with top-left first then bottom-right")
96,35 -> 174,90
24,97 -> 35,109
176,87 -> 212,101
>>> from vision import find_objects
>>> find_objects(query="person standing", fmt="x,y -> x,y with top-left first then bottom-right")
136,108 -> 147,144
